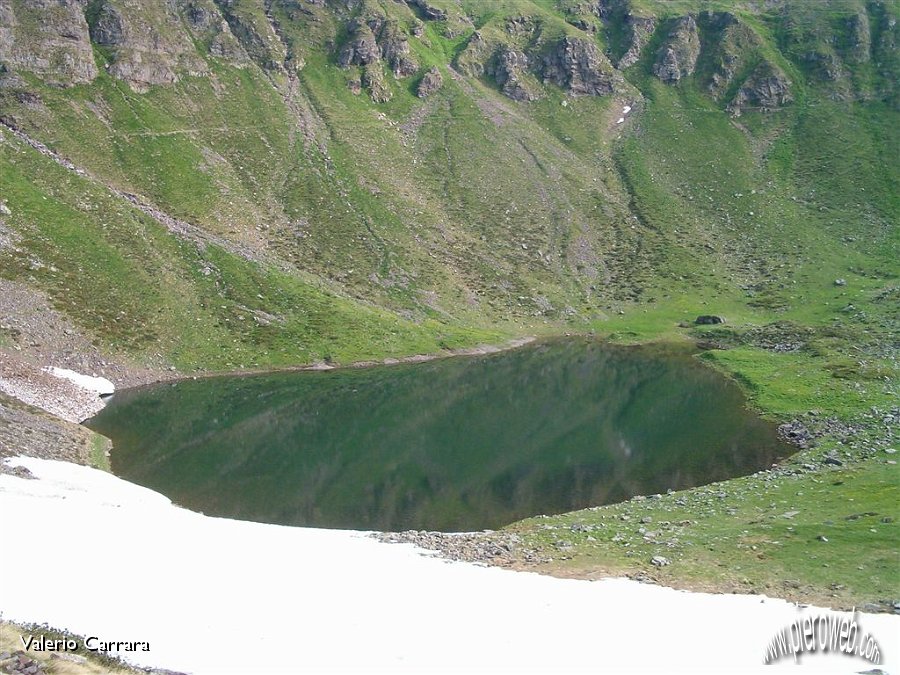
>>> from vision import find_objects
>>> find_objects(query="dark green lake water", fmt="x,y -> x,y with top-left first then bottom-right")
86,339 -> 792,532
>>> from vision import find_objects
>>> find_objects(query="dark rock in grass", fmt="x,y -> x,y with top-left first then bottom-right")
778,420 -> 813,448
823,455 -> 843,466
362,64 -> 391,103
540,36 -> 619,97
727,61 -> 793,116
338,22 -> 380,67
694,315 -> 725,325
416,67 -> 443,98
617,15 -> 657,69
379,22 -> 418,78
490,47 -> 540,101
406,0 -> 447,22
652,15 -> 701,83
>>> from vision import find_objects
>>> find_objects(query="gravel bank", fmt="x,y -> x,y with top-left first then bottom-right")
0,278 -> 174,422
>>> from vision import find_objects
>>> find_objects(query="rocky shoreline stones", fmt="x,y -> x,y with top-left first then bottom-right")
374,530 -> 546,566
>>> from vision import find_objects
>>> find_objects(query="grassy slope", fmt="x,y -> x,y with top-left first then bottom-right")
0,0 -> 896,607
0,127 -> 500,369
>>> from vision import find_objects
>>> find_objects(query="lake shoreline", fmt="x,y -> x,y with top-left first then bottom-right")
123,335 -> 540,391
1,335 -> 539,425
91,337 -> 792,533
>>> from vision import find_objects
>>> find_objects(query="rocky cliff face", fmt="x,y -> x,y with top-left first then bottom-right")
640,9 -> 795,114
337,14 -> 418,100
617,14 -> 656,69
181,0 -> 249,65
727,62 -> 793,115
0,0 -> 97,87
416,66 -> 442,98
541,36 -> 619,97
0,0 -> 894,386
87,0 -> 209,92
457,26 -> 621,101
0,0 -> 253,91
490,46 -> 539,102
0,0 -> 890,108
405,0 -> 445,22
212,0 -> 287,72
652,15 -> 700,83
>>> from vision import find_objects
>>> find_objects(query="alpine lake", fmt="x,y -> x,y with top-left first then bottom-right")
86,339 -> 793,532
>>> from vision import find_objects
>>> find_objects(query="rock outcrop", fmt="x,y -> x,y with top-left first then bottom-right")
872,6 -> 898,106
617,14 -> 656,69
727,61 -> 793,115
455,31 -> 491,78
416,66 -> 443,98
362,63 -> 391,103
180,0 -> 248,64
0,0 -> 885,110
213,0 -> 287,72
697,13 -> 794,116
405,0 -> 446,22
338,20 -> 380,67
0,0 -> 98,86
490,46 -> 540,101
702,12 -> 762,99
0,0 -> 247,90
801,48 -> 844,82
87,0 -> 209,92
379,21 -> 417,78
541,36 -> 619,96
337,15 -> 418,101
457,31 -> 620,101
652,15 -> 700,83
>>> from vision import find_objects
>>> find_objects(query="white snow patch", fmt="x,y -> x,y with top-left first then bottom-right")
42,366 -> 115,396
617,117 -> 626,124
623,105 -> 632,114
0,457 -> 897,674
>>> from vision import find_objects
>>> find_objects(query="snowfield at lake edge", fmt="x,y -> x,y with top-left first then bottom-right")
0,456 -> 897,674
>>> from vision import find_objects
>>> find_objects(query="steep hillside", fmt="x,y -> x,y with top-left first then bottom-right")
1,0 -> 894,371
